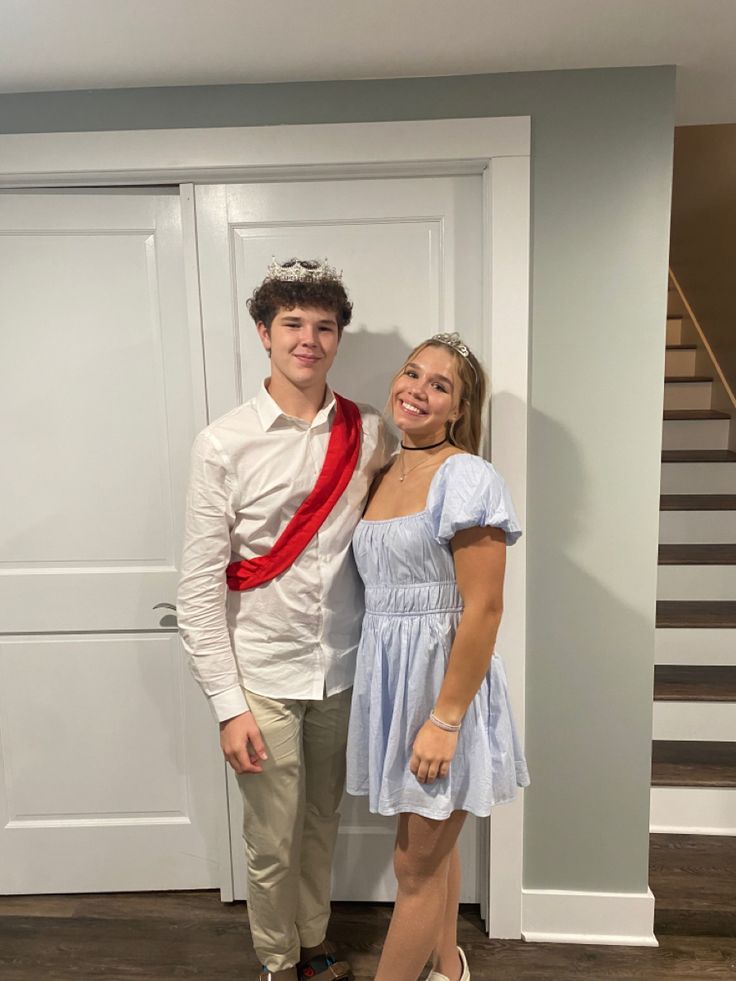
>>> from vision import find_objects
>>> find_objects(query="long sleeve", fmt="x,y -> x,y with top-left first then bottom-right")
177,431 -> 248,722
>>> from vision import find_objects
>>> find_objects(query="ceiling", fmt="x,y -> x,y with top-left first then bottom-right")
2,0 -> 735,124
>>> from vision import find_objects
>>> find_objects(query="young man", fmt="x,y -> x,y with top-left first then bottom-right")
177,258 -> 394,981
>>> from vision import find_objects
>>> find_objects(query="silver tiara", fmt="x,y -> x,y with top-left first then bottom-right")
266,257 -> 341,283
430,331 -> 478,387
431,332 -> 471,358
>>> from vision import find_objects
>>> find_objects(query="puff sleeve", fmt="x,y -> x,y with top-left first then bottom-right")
427,455 -> 522,546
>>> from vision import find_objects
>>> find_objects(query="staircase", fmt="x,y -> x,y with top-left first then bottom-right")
651,276 -> 736,835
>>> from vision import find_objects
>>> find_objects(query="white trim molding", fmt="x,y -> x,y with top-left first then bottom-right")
522,887 -> 658,947
0,116 -> 530,188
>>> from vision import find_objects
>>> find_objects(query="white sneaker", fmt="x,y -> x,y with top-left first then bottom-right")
426,945 -> 470,981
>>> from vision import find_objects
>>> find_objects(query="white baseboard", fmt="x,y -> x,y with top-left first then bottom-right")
650,786 -> 736,835
521,887 -> 657,946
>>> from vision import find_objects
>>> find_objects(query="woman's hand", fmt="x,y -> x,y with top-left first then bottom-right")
409,720 -> 459,784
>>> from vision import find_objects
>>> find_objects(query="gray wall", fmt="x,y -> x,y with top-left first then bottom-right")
1,67 -> 676,894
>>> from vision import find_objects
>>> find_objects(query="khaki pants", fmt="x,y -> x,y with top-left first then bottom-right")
236,686 -> 351,973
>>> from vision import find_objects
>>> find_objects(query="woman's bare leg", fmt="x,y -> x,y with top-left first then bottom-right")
430,844 -> 462,978
374,810 -> 466,981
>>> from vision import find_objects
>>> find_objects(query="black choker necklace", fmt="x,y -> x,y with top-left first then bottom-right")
400,437 -> 448,451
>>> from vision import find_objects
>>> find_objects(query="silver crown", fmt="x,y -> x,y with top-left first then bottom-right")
266,257 -> 341,283
431,332 -> 471,358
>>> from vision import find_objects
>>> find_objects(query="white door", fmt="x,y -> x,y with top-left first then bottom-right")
193,177 -> 485,901
0,190 -> 224,893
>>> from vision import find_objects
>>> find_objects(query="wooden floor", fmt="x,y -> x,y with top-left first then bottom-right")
1,835 -> 735,980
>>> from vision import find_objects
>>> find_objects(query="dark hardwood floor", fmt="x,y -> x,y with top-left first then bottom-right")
1,835 -> 735,980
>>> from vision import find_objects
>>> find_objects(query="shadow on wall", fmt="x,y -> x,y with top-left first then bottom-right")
329,324 -> 411,411
521,399 -> 657,893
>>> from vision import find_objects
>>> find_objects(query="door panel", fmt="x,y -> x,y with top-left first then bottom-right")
1,636 -> 188,822
1,197 -> 189,630
0,192 -> 223,893
194,177 -> 484,901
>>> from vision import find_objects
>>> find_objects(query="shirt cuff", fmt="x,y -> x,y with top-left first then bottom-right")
208,686 -> 250,722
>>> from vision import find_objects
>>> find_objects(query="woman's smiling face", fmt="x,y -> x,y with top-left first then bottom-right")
391,343 -> 462,444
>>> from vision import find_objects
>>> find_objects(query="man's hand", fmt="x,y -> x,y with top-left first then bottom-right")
219,711 -> 268,774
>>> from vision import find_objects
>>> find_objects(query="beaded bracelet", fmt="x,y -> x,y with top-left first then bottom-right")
429,710 -> 462,732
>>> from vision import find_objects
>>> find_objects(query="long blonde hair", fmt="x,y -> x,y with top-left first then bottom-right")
392,339 -> 487,454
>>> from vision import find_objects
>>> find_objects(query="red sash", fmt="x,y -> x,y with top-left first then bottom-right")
226,393 -> 362,592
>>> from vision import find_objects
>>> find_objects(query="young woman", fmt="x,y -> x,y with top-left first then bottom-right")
346,333 -> 529,981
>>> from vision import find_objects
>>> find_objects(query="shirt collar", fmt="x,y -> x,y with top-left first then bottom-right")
254,380 -> 336,432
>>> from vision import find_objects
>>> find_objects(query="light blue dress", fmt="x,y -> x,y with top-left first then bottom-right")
346,454 -> 530,820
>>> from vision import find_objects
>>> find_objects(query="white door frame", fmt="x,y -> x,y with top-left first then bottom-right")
0,116 -> 530,938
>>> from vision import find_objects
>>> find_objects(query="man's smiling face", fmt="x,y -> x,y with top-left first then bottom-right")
257,305 -> 340,392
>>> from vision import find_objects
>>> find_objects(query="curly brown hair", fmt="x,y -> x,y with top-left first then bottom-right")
246,276 -> 353,333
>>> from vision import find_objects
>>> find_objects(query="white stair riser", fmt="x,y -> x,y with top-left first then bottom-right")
664,382 -> 712,411
665,349 -> 696,374
666,319 -> 683,345
661,462 -> 736,494
662,418 -> 730,451
659,510 -> 736,544
653,700 -> 736,741
656,628 -> 736,666
667,292 -> 681,316
657,564 -> 736,601
650,787 -> 736,835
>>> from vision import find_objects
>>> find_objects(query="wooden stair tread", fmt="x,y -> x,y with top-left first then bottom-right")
657,601 -> 736,628
663,409 -> 730,420
654,666 -> 736,702
652,741 -> 736,787
662,449 -> 736,462
659,544 -> 736,565
660,495 -> 736,511
664,375 -> 713,383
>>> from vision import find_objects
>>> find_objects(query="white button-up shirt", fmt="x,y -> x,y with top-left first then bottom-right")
177,383 -> 394,722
